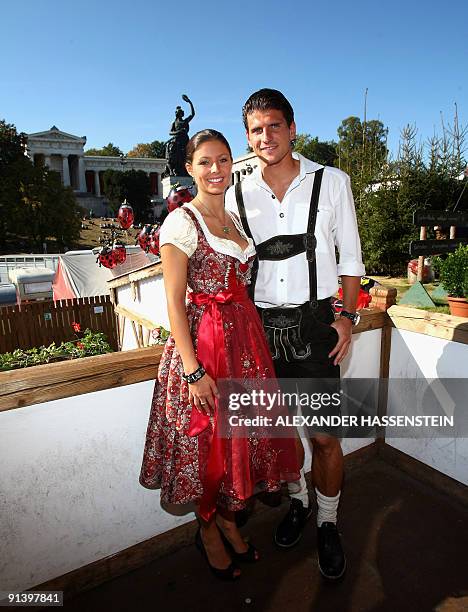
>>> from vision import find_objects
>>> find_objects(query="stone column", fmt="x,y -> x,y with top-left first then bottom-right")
44,155 -> 51,168
62,156 -> 71,186
78,156 -> 86,192
94,171 -> 101,196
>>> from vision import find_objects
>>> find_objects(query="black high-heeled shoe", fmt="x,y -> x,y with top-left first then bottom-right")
218,528 -> 259,563
195,528 -> 241,581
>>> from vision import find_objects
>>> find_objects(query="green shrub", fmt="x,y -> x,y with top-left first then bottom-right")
0,328 -> 113,371
434,244 -> 468,298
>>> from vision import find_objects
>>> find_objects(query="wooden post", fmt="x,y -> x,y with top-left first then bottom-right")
417,226 -> 426,282
449,226 -> 456,239
369,286 -> 397,311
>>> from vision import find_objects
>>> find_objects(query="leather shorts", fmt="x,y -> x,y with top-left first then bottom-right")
257,300 -> 338,364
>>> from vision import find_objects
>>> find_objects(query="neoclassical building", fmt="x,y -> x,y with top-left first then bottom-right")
27,127 -> 166,217
27,126 -> 259,217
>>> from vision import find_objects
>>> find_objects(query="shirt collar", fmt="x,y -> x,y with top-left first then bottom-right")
251,152 -> 323,189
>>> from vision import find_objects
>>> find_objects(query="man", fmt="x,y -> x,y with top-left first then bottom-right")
225,88 -> 365,579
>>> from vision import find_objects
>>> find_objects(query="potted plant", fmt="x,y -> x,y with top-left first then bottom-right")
435,244 -> 468,317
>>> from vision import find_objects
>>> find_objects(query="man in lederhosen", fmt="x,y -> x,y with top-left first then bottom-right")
225,89 -> 365,580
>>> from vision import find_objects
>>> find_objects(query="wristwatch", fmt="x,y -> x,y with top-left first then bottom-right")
340,310 -> 361,326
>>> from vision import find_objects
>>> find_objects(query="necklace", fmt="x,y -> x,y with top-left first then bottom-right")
195,198 -> 231,235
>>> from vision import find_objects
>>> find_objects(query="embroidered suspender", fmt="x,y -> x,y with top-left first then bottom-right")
234,168 -> 324,309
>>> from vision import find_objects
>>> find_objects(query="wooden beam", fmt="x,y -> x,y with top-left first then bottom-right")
114,304 -> 159,331
107,262 -> 163,289
388,305 -> 468,345
352,308 -> 387,334
409,238 -> 468,256
0,346 -> 164,413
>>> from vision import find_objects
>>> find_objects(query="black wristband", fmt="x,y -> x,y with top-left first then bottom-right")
340,310 -> 360,325
182,365 -> 206,384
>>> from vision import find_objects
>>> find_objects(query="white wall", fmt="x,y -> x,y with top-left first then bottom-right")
0,328 -> 382,593
117,274 -> 170,351
0,381 -> 193,593
387,328 -> 468,485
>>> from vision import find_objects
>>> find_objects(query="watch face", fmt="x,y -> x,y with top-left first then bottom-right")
341,310 -> 360,325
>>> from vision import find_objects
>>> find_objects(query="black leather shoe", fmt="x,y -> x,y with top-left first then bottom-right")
317,522 -> 346,579
274,498 -> 312,548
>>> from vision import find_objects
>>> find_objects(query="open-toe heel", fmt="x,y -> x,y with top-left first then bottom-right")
195,528 -> 241,581
219,529 -> 259,563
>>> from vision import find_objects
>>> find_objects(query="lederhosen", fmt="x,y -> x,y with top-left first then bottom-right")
234,168 -> 340,382
235,169 -> 341,434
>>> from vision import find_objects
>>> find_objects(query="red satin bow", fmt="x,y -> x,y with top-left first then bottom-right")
186,285 -> 250,521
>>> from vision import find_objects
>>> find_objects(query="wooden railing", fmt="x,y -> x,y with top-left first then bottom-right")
0,295 -> 118,353
0,309 -> 387,413
0,345 -> 164,413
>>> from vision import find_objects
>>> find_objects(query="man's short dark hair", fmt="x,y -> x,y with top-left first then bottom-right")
242,88 -> 294,130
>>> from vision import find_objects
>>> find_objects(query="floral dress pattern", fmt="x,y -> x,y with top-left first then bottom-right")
140,205 -> 299,515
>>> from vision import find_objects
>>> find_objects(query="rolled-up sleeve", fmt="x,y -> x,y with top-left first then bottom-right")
334,174 -> 366,277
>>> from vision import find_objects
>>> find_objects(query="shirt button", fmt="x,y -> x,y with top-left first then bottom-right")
280,278 -> 284,282
279,212 -> 284,218
271,194 -> 276,199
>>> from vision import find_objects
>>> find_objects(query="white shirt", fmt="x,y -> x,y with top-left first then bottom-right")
159,203 -> 255,263
225,152 -> 365,307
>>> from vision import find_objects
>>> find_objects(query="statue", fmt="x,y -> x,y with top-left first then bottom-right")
163,94 -> 195,177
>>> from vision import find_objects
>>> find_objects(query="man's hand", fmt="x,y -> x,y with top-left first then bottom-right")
328,317 -> 353,366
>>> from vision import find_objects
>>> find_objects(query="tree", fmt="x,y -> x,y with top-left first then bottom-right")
0,119 -> 27,167
356,119 -> 467,275
127,140 -> 166,158
294,134 -> 338,166
84,142 -> 123,157
17,167 -> 82,250
0,119 -> 82,253
102,169 -> 151,220
0,120 -> 28,250
337,116 -> 388,204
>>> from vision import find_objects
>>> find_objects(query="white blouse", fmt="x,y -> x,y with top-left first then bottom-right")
159,203 -> 256,263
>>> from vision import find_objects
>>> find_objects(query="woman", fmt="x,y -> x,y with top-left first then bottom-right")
140,129 -> 299,580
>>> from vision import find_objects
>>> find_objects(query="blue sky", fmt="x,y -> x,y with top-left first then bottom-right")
1,0 -> 466,159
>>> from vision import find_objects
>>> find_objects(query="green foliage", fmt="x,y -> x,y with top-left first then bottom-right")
0,329 -> 113,371
0,119 -> 27,167
85,142 -> 123,157
341,112 -> 467,275
0,118 -> 82,253
434,245 -> 468,297
17,167 -> 82,249
337,116 -> 388,203
151,325 -> 170,345
127,140 -> 166,158
294,134 -> 338,166
102,169 -> 152,220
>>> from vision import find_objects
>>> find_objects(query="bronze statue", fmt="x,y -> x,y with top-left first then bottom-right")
163,94 -> 195,177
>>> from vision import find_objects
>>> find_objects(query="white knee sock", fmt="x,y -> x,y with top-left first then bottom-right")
315,487 -> 340,527
288,468 -> 309,507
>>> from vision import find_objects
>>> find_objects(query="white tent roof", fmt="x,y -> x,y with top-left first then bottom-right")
55,248 -> 157,298
57,251 -> 112,297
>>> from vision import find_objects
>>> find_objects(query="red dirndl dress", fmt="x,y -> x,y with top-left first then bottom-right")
139,207 -> 299,520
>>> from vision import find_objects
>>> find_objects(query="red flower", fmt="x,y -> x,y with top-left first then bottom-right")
151,327 -> 161,339
72,322 -> 81,333
77,342 -> 85,350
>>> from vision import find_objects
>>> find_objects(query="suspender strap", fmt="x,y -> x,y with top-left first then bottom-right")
234,167 -> 325,308
307,167 -> 324,308
234,180 -> 258,300
234,181 -> 253,239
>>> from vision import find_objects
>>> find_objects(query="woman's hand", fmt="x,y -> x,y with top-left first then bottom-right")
189,373 -> 219,415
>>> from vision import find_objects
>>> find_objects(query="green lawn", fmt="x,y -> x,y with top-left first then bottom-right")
369,275 -> 449,313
